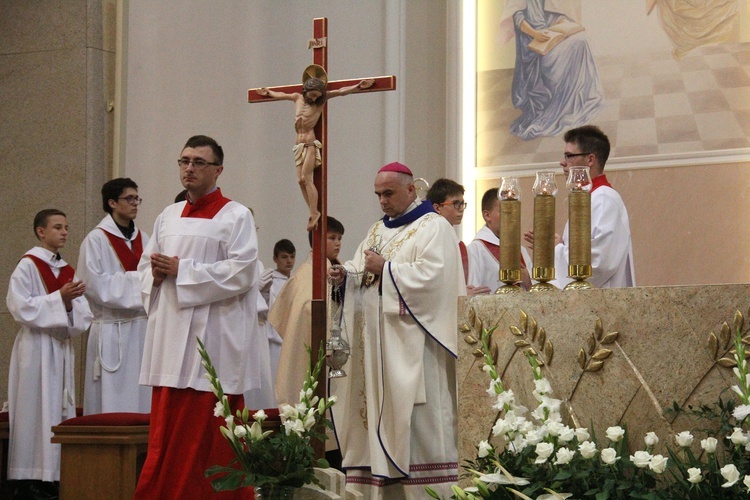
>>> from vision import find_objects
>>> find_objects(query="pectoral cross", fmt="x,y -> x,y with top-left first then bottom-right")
247,17 -> 396,455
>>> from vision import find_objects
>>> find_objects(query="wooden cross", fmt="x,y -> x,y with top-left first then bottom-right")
247,17 -> 396,454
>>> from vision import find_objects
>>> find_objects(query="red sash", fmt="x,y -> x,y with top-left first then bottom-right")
481,240 -> 527,268
101,229 -> 143,271
591,174 -> 612,192
23,254 -> 75,294
181,188 -> 231,219
458,241 -> 469,285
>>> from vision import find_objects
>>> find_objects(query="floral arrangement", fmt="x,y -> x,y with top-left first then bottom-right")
438,311 -> 750,500
197,339 -> 335,494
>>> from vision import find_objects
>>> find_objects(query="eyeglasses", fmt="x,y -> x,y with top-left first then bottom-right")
563,152 -> 591,161
439,200 -> 468,210
177,158 -> 220,169
118,196 -> 142,205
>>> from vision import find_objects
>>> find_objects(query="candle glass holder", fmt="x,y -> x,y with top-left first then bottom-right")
530,171 -> 558,292
495,177 -> 523,294
565,167 -> 593,290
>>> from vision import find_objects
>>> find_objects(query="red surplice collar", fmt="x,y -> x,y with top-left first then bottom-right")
181,187 -> 231,219
590,174 -> 612,192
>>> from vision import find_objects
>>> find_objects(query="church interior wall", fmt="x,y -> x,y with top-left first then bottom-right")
0,0 -> 116,405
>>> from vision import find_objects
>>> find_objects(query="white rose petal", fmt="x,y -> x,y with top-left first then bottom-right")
729,427 -> 747,445
721,464 -> 741,487
701,437 -> 718,453
734,404 -> 750,421
575,428 -> 590,442
687,468 -> 703,484
675,431 -> 694,448
578,440 -> 597,459
606,426 -> 625,443
534,442 -> 555,464
649,454 -> 668,474
743,474 -> 750,492
558,426 -> 576,443
478,440 -> 492,458
600,447 -> 619,465
630,450 -> 652,468
554,447 -> 575,465
644,431 -> 659,447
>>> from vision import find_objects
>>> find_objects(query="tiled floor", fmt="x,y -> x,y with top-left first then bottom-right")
477,42 -> 750,167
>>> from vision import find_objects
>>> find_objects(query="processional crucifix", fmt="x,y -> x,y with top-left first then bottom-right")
247,16 -> 396,442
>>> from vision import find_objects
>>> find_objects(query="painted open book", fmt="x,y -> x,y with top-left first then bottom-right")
528,20 -> 585,56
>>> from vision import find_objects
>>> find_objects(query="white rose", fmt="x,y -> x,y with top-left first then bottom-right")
729,427 -> 748,445
478,440 -> 492,458
534,442 -> 555,464
734,404 -> 750,421
606,426 -> 625,443
701,437 -> 718,453
630,450 -> 652,468
575,428 -> 590,442
600,448 -> 619,465
554,447 -> 575,465
649,454 -> 668,474
233,425 -> 247,439
644,431 -> 659,447
675,431 -> 694,448
579,440 -> 597,459
721,463 -> 741,487
492,417 -> 511,437
547,421 -> 564,437
687,467 -> 703,484
252,409 -> 267,422
558,426 -> 576,443
744,474 -> 750,492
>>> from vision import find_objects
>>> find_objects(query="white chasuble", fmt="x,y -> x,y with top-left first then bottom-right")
6,246 -> 92,481
78,215 -> 152,414
138,201 -> 263,394
330,208 -> 465,499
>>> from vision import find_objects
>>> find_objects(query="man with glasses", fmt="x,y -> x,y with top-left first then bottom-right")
526,125 -> 635,288
78,178 -> 151,415
135,135 -> 261,499
468,187 -> 533,293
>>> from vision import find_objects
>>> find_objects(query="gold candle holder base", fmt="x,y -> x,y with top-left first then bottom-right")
496,269 -> 523,294
495,283 -> 523,294
530,282 -> 557,292
564,264 -> 593,290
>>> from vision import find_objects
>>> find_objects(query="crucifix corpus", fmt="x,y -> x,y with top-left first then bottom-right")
247,16 -> 396,452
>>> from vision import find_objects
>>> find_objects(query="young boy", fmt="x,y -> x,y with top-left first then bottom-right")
268,217 -> 344,467
270,238 -> 296,304
78,178 -> 151,415
6,209 -> 92,497
269,217 -> 343,405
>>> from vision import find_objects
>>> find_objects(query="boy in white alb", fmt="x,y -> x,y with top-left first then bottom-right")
6,209 -> 92,498
78,178 -> 151,414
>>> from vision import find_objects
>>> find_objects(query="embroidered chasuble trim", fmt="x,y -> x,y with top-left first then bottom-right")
180,188 -> 231,219
590,173 -> 612,192
345,463 -> 459,485
100,228 -> 143,271
23,254 -> 75,294
381,200 -> 435,229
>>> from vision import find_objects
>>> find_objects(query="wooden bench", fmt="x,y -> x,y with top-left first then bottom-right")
51,413 -> 149,500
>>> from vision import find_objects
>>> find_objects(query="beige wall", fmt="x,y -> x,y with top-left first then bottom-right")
477,160 -> 750,287
0,0 -> 117,405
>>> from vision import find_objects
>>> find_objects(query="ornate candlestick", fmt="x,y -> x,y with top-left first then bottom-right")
565,167 -> 593,290
326,284 -> 350,378
495,177 -> 523,294
530,171 -> 558,292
